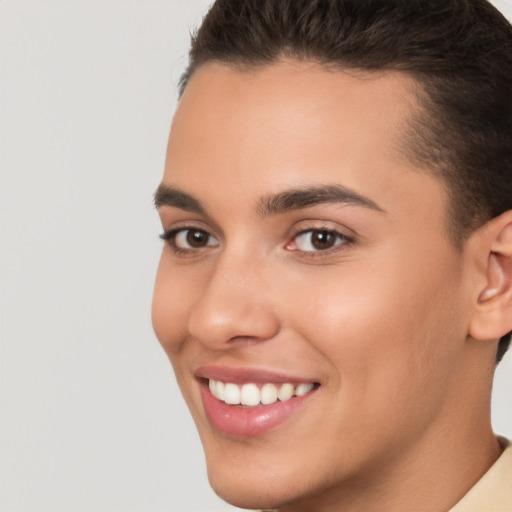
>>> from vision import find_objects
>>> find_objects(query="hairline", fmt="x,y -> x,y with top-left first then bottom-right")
179,57 -> 479,251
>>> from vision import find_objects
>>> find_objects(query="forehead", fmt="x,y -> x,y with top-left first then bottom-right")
174,61 -> 419,148
165,61 -> 448,229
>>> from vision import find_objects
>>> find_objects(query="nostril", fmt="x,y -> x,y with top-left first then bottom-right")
226,334 -> 276,345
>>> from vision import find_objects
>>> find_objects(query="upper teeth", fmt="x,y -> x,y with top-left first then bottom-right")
208,379 -> 314,406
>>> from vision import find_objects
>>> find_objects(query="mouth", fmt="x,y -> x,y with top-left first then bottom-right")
208,379 -> 316,406
196,368 -> 320,437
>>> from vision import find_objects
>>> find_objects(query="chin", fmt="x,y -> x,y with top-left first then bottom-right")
208,474 -> 290,511
205,456 -> 278,509
203,447 -> 319,511
212,489 -> 279,511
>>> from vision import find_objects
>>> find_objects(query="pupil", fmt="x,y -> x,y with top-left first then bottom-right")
187,230 -> 208,248
312,230 -> 335,250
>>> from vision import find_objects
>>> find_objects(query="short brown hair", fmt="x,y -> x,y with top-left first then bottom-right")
179,0 -> 512,362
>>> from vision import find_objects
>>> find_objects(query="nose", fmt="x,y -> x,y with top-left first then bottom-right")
187,251 -> 280,349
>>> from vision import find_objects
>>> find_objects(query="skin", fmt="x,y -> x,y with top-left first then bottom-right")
152,61 -> 509,511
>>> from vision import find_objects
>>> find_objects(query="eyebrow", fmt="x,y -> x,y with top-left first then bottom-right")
257,184 -> 384,216
154,184 -> 207,215
153,183 -> 384,216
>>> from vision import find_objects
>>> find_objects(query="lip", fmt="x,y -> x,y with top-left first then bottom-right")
195,365 -> 316,385
196,366 -> 319,437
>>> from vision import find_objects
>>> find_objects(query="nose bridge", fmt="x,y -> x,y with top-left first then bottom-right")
187,245 -> 280,347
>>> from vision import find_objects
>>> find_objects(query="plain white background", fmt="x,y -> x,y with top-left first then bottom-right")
1,1 -> 511,511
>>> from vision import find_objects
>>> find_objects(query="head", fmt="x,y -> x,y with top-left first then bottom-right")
153,0 -> 512,510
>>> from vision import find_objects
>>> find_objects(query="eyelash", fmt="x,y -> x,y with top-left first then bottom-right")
286,226 -> 353,257
159,225 -> 354,258
159,227 -> 217,257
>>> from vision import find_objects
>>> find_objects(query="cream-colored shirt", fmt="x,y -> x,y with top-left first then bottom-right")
449,437 -> 512,512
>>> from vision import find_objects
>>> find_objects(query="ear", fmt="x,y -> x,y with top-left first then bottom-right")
469,210 -> 512,341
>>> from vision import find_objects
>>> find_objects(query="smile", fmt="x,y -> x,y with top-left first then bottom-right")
208,379 -> 315,406
197,369 -> 320,437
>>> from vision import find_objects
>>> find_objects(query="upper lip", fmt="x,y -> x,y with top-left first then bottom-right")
195,365 -> 319,385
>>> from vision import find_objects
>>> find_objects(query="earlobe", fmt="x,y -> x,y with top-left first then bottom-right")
469,212 -> 512,341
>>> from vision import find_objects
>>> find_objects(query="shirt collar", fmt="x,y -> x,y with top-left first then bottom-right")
448,437 -> 512,512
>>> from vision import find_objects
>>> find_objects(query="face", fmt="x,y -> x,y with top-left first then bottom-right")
153,61 -> 477,510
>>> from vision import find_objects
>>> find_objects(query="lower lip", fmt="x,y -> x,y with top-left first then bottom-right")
199,381 -> 316,437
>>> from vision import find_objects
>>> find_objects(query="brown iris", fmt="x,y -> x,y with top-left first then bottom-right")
186,229 -> 210,248
310,230 -> 337,250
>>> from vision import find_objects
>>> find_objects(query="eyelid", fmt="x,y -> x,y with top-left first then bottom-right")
159,218 -> 218,238
285,222 -> 355,257
157,208 -> 224,240
287,220 -> 355,240
159,223 -> 220,256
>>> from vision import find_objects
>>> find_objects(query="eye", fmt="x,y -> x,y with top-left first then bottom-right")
288,229 -> 351,253
161,227 -> 219,253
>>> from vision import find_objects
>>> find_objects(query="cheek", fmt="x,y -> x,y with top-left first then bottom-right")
284,250 -> 467,408
152,255 -> 199,356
